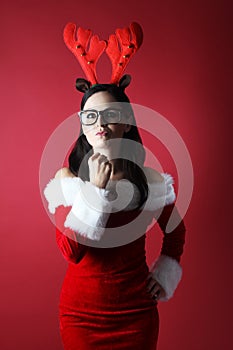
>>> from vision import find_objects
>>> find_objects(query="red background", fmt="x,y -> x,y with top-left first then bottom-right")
1,1 -> 232,349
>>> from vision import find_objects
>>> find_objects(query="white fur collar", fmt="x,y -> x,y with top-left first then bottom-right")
43,172 -> 176,215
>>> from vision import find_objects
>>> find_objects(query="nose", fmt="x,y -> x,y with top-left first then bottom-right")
96,112 -> 107,126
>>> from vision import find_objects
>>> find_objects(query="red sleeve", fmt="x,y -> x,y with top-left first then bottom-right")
156,203 -> 186,263
55,205 -> 88,264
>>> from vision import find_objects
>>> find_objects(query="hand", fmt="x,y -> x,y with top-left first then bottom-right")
88,152 -> 112,188
146,272 -> 165,301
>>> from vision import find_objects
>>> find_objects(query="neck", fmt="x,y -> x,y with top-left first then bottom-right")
93,142 -> 121,163
110,159 -> 124,176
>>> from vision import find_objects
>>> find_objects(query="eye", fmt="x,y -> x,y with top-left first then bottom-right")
104,109 -> 119,119
86,112 -> 97,119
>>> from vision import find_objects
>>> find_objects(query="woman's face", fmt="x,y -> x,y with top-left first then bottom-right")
81,91 -> 131,149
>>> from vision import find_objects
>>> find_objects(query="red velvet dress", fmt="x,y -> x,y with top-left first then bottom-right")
54,203 -> 185,350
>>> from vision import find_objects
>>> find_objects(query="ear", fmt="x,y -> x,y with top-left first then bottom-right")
124,123 -> 131,133
76,78 -> 91,93
118,74 -> 131,90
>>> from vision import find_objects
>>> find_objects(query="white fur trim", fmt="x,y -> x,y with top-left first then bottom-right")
149,255 -> 182,301
64,181 -> 114,241
43,172 -> 176,214
43,177 -> 82,214
144,173 -> 176,211
43,172 -> 176,241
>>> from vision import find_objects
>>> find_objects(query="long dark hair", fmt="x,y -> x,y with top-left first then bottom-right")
68,84 -> 148,209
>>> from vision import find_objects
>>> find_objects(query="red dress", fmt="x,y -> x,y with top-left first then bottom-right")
43,174 -> 186,349
54,203 -> 185,350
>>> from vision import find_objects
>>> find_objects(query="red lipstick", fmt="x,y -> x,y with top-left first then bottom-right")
96,131 -> 107,136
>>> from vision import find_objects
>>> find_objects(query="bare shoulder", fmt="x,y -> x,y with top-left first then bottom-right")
54,167 -> 76,179
143,167 -> 164,183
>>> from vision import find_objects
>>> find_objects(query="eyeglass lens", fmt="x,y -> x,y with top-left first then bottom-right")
80,109 -> 121,125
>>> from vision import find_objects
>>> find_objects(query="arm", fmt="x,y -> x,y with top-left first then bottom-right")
157,203 -> 186,262
148,203 -> 186,301
55,204 -> 88,264
43,167 -> 114,243
45,167 -> 88,263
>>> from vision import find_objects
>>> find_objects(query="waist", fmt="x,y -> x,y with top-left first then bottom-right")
59,262 -> 153,312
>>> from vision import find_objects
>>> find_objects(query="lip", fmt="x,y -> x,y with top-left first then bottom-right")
96,131 -> 108,136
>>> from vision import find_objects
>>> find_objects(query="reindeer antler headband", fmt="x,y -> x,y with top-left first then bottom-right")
63,22 -> 143,92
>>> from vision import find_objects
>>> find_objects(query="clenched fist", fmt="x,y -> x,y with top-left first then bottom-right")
88,152 -> 112,188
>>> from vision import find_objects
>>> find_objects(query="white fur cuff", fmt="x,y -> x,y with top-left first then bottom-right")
64,181 -> 114,241
149,255 -> 182,301
43,177 -> 81,214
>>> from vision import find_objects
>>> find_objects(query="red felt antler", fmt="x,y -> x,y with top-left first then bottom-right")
106,22 -> 143,84
63,23 -> 107,85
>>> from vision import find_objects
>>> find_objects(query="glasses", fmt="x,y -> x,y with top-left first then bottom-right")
78,108 -> 123,125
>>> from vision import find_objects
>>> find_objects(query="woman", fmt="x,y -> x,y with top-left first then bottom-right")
43,22 -> 186,350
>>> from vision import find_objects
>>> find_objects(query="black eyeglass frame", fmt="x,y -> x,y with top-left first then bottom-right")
78,108 -> 124,126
